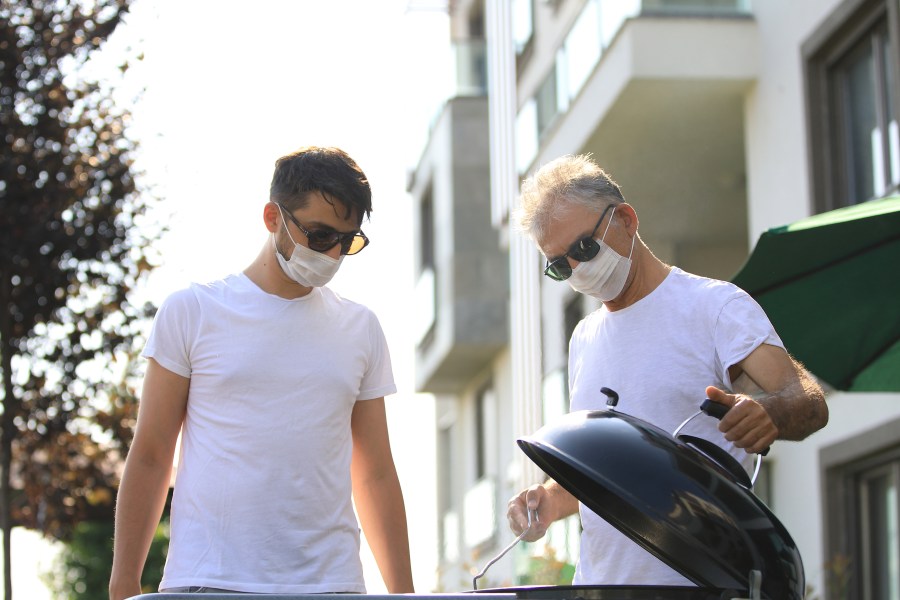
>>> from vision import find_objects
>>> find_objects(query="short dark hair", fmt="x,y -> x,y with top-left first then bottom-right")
269,146 -> 372,225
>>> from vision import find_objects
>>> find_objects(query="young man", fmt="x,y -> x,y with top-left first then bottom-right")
109,147 -> 414,598
506,154 -> 828,586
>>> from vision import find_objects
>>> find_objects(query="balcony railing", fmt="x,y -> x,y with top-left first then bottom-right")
417,39 -> 488,163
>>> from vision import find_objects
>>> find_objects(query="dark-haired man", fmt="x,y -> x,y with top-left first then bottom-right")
109,147 -> 414,598
506,154 -> 828,587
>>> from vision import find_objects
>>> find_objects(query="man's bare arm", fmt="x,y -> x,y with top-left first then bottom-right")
710,344 -> 828,453
350,398 -> 414,593
109,359 -> 189,600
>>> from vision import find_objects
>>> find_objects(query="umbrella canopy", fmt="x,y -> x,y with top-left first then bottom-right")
731,196 -> 900,392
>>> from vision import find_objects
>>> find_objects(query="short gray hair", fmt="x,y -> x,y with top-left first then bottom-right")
514,154 -> 624,242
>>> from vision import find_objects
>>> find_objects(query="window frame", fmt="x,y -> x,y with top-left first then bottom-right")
822,415 -> 900,600
803,0 -> 900,211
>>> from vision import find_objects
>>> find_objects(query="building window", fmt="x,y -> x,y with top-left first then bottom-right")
419,185 -> 435,275
823,418 -> 900,600
536,64 -> 561,139
858,461 -> 899,600
516,98 -> 539,174
474,381 -> 496,480
437,422 -> 458,562
805,0 -> 900,210
415,186 -> 437,346
567,0 -> 603,96
513,0 -> 534,56
465,382 -> 497,548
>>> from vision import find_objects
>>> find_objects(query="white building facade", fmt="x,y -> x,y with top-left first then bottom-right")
411,0 -> 900,596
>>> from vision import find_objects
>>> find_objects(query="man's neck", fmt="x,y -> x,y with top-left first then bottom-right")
603,244 -> 671,312
244,240 -> 315,300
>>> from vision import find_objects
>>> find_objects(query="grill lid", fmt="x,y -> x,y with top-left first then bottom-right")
516,408 -> 804,600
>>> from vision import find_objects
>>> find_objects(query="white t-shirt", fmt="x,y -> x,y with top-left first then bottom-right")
568,267 -> 783,586
143,273 -> 396,593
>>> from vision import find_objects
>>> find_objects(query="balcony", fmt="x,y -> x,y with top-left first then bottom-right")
409,96 -> 509,394
518,0 -> 755,171
514,0 -> 758,280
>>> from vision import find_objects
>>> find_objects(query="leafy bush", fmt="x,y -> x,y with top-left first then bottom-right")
44,518 -> 168,600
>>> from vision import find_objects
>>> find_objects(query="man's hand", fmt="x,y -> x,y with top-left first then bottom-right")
508,484 -> 551,542
705,386 -> 778,455
507,481 -> 579,542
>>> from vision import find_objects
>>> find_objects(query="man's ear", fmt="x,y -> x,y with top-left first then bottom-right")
619,203 -> 639,235
263,202 -> 281,234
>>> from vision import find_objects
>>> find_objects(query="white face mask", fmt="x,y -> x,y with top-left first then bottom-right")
567,208 -> 635,302
273,226 -> 343,288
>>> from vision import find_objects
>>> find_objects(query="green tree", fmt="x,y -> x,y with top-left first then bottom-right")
0,0 -> 159,597
44,494 -> 170,600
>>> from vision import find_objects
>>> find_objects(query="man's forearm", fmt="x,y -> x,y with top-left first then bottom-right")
354,473 -> 414,593
760,367 -> 828,441
109,456 -> 173,600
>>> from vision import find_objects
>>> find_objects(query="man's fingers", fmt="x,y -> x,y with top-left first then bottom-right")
507,497 -> 526,533
705,385 -> 736,408
717,398 -> 778,454
507,491 -> 535,534
507,486 -> 550,541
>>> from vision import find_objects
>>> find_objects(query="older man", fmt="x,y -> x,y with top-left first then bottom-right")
507,154 -> 827,586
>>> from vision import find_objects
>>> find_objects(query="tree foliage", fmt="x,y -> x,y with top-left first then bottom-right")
44,502 -> 170,600
0,0 -> 160,595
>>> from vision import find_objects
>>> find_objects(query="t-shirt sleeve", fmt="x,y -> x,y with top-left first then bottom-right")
142,287 -> 198,379
357,311 -> 396,401
714,291 -> 785,388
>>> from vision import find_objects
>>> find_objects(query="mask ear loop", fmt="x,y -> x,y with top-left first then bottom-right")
599,205 -> 618,240
625,230 -> 636,260
276,205 -> 301,247
600,204 -> 636,261
272,233 -> 291,265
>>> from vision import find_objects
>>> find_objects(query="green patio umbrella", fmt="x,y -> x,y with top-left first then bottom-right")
731,195 -> 900,392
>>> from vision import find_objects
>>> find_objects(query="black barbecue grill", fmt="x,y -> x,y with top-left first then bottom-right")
506,406 -> 803,599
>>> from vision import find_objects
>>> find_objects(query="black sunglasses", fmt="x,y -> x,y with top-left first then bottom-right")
543,203 -> 615,281
277,203 -> 369,256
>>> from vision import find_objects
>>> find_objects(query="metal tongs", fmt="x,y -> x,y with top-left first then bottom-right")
472,507 -> 539,590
